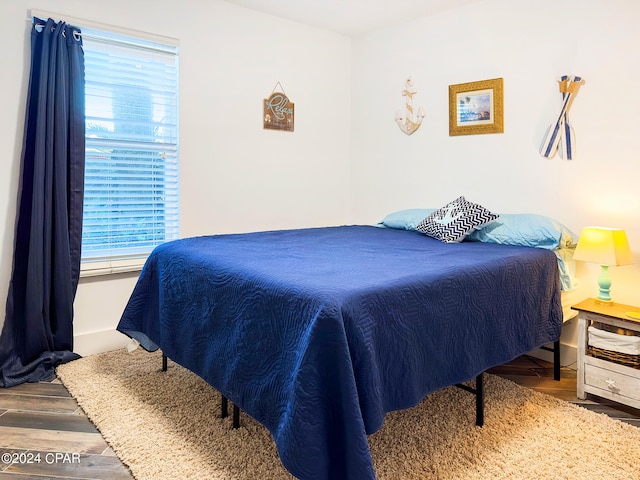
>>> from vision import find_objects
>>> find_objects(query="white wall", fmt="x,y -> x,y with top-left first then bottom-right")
350,0 -> 640,358
0,0 -> 351,355
2,0 -> 639,360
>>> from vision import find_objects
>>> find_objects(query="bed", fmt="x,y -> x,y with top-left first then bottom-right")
117,211 -> 566,479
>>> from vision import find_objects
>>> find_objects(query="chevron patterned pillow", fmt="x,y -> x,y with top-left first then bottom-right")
415,196 -> 498,243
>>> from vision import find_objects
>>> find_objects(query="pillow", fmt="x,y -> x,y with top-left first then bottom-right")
466,213 -> 578,291
415,196 -> 498,243
555,245 -> 577,291
378,208 -> 435,230
466,213 -> 577,250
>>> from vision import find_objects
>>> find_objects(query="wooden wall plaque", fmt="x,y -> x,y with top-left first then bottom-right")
263,87 -> 294,132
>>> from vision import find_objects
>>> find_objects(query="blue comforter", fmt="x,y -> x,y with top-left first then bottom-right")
117,225 -> 562,479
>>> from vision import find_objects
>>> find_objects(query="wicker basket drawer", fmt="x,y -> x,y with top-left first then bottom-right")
587,345 -> 640,368
584,363 -> 640,403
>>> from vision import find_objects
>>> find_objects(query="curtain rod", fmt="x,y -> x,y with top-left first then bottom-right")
29,8 -> 179,47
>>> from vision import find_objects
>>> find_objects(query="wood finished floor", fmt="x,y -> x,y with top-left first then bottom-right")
0,355 -> 638,479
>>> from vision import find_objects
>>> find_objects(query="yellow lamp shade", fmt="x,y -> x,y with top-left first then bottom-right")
573,226 -> 633,303
573,227 -> 633,267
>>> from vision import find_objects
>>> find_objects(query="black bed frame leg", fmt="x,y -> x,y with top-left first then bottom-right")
221,396 -> 240,428
221,396 -> 228,418
475,372 -> 484,427
161,352 -> 240,427
455,372 -> 484,427
233,404 -> 240,429
540,340 -> 561,381
553,339 -> 561,381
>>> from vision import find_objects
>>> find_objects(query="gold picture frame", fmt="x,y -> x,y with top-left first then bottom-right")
449,77 -> 503,136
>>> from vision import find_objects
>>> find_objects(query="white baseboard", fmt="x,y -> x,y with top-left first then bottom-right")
528,342 -> 577,371
74,329 -> 130,357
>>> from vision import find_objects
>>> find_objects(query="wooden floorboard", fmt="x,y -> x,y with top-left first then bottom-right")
1,452 -> 132,480
0,410 -> 98,433
0,394 -> 79,414
0,354 -> 637,479
0,377 -> 134,480
0,382 -> 71,398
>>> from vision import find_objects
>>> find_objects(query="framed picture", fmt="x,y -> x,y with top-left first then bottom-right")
449,78 -> 503,136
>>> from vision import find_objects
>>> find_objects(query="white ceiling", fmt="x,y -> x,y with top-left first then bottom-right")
223,0 -> 484,36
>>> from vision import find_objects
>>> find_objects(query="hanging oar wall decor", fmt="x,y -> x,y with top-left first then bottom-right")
540,75 -> 585,160
264,82 -> 294,132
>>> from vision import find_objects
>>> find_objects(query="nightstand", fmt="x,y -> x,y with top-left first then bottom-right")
572,298 -> 640,409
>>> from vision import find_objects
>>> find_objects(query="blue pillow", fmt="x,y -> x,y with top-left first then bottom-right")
466,213 -> 577,250
378,208 -> 435,230
381,210 -> 577,291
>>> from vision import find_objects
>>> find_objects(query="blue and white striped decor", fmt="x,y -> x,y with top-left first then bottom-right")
540,75 -> 584,160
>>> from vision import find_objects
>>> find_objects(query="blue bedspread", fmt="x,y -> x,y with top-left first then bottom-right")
117,225 -> 562,479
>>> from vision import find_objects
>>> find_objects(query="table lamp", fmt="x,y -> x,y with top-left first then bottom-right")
573,226 -> 633,305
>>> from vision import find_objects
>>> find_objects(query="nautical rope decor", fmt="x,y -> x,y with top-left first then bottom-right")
540,75 -> 585,160
395,76 -> 425,135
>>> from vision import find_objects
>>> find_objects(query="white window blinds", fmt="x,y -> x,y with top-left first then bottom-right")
81,27 -> 179,276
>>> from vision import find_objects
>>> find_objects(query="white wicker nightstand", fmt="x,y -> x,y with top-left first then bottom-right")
572,298 -> 640,409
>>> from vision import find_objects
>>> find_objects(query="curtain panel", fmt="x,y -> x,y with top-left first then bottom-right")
0,17 -> 85,387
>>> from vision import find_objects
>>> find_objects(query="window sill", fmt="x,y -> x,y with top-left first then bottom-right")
80,259 -> 146,278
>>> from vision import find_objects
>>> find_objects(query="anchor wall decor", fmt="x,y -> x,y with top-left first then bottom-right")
539,75 -> 585,160
395,76 -> 425,136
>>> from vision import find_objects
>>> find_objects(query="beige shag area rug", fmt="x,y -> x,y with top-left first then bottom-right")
57,348 -> 640,480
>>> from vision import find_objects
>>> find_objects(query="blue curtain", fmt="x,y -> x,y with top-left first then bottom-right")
0,18 -> 85,387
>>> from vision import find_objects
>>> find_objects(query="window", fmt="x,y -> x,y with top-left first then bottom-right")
81,27 -> 179,276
